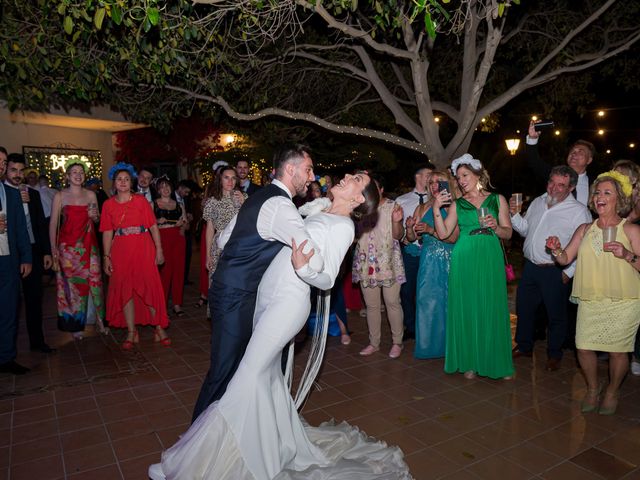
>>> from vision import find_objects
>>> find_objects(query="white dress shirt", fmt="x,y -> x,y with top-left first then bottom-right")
526,136 -> 590,205
511,193 -> 592,277
218,178 -> 324,275
138,187 -> 153,204
36,184 -> 56,218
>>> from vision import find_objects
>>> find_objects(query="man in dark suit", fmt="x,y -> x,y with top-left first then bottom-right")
5,154 -> 54,353
236,159 -> 262,196
0,150 -> 33,374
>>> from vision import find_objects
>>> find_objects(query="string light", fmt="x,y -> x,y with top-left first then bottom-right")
598,129 -> 605,135
554,130 -> 561,136
598,111 -> 605,117
606,149 -> 611,154
23,147 -> 103,188
631,143 -> 636,149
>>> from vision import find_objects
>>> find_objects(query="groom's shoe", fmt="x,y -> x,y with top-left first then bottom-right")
148,463 -> 166,480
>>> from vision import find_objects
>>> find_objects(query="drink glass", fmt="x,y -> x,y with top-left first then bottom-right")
0,212 -> 6,234
231,191 -> 243,210
513,193 -> 523,213
19,184 -> 29,203
602,226 -> 616,244
477,207 -> 489,227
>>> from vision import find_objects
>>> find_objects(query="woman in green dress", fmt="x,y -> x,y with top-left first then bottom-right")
433,154 -> 514,380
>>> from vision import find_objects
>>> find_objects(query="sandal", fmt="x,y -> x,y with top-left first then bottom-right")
121,330 -> 139,351
581,385 -> 602,413
194,296 -> 207,308
173,306 -> 186,317
154,329 -> 172,347
598,391 -> 618,416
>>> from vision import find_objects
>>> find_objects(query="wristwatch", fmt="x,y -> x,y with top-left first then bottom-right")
628,254 -> 638,264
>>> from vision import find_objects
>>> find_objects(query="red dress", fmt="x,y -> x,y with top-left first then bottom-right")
99,194 -> 169,328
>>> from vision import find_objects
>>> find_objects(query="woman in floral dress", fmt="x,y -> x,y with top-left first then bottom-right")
49,159 -> 105,339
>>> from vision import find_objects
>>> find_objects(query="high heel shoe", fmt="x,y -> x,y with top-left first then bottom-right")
194,296 -> 207,308
121,330 -> 139,351
154,330 -> 172,347
598,392 -> 618,415
581,385 -> 602,413
173,306 -> 186,317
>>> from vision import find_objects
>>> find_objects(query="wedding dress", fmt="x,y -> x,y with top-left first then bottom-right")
149,209 -> 413,480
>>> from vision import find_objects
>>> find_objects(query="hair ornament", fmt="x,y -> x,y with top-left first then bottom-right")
597,170 -> 633,197
64,155 -> 92,173
152,174 -> 171,187
451,154 -> 483,175
212,160 -> 229,173
108,162 -> 137,181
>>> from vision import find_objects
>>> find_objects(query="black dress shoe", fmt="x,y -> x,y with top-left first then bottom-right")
0,361 -> 30,375
545,358 -> 561,371
30,344 -> 57,354
512,348 -> 533,358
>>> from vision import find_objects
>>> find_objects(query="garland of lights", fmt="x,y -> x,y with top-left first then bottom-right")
23,146 -> 103,188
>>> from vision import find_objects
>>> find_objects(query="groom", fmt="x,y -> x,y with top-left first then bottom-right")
192,144 -> 323,422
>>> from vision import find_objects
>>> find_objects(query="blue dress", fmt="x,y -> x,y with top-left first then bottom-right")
415,207 -> 453,359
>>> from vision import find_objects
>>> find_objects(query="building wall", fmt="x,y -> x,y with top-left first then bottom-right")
0,108 -> 121,186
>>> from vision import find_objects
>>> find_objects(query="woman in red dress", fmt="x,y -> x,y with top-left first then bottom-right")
100,163 -> 170,349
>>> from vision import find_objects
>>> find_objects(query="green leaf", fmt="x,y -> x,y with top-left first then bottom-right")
57,3 -> 66,15
351,0 -> 357,11
111,5 -> 123,25
143,17 -> 152,33
147,7 -> 160,26
498,3 -> 505,17
94,8 -> 106,29
424,11 -> 436,38
64,16 -> 74,35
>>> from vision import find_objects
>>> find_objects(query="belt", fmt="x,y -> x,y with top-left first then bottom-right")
114,225 -> 148,236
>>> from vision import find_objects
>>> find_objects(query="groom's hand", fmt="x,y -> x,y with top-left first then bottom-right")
291,238 -> 314,270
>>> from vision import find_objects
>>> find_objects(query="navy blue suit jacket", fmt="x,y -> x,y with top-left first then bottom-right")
2,185 -> 32,270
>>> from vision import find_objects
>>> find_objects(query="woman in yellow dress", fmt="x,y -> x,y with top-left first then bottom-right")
546,171 -> 640,415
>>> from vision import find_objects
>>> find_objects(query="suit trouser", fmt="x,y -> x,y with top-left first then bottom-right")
192,281 -> 256,423
361,283 -> 404,347
515,260 -> 570,359
400,249 -> 420,336
21,245 -> 45,348
0,257 -> 20,364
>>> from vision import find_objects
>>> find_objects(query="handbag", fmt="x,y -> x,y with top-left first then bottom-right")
500,240 -> 516,282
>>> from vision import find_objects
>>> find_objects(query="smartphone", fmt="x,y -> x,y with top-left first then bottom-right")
437,180 -> 449,193
534,120 -> 554,131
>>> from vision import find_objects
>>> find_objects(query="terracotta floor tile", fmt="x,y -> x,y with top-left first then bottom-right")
431,435 -> 494,467
63,443 -> 116,475
12,418 -> 58,445
54,384 -> 94,403
141,394 -> 184,414
119,452 -> 159,480
404,447 -> 462,480
596,433 -> 640,465
146,407 -> 191,430
99,400 -> 145,423
305,386 -> 349,409
500,441 -> 564,475
439,469 -> 483,480
541,461 -> 608,480
0,447 -> 8,469
166,375 -> 202,393
570,447 -> 636,480
551,417 -> 614,445
174,388 -> 200,408
57,409 -> 104,433
158,365 -> 198,381
112,432 -> 162,462
106,416 -> 154,442
156,423 -> 189,449
67,464 -> 123,480
95,389 -> 137,407
432,408 -> 492,435
56,397 -> 99,418
0,400 -> 13,415
466,454 -> 533,480
530,429 -> 593,459
60,426 -> 110,452
301,409 -> 331,427
131,383 -> 172,400
10,434 -> 60,465
403,419 -> 458,447
12,404 -> 56,427
12,391 -> 54,411
10,453 -> 64,480
91,378 -> 131,395
379,429 -> 427,456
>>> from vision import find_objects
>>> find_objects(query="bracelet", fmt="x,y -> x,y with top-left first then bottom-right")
103,254 -> 111,259
627,254 -> 638,264
551,248 -> 564,258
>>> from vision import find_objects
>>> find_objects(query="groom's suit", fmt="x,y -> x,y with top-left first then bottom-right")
192,179 -> 323,422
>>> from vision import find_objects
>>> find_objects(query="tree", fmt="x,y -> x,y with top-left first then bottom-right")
1,0 -> 638,168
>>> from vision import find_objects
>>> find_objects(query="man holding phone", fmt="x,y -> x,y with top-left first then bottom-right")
526,120 -> 595,205
396,166 -> 432,340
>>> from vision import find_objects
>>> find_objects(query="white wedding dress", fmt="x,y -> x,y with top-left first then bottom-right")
150,211 -> 412,480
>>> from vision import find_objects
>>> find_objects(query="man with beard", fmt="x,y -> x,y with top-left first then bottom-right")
192,144 -> 325,422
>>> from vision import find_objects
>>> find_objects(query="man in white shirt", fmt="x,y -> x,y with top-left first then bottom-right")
510,165 -> 592,371
236,159 -> 261,196
525,120 -> 595,205
394,166 -> 432,339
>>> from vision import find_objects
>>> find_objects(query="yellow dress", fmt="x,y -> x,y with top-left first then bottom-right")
572,219 -> 640,352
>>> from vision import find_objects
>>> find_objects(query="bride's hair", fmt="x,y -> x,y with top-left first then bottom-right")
351,171 -> 380,220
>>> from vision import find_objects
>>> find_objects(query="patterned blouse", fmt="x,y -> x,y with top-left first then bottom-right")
352,199 -> 406,288
202,192 -> 247,274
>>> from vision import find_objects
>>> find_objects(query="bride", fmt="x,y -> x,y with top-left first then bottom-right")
149,171 -> 413,479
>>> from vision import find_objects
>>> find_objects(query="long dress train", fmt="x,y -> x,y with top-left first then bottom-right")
153,212 -> 412,479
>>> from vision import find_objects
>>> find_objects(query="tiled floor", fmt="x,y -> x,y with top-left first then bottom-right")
2,267 -> 640,479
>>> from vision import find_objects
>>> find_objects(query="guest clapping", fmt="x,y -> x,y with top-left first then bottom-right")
433,154 -> 513,380
100,163 -> 170,349
154,176 -> 188,317
546,171 -> 640,415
